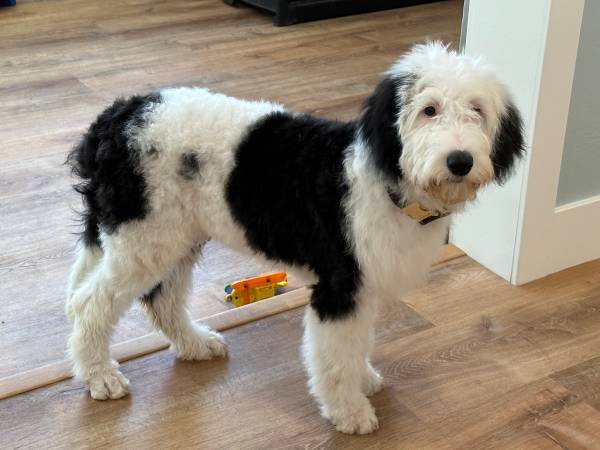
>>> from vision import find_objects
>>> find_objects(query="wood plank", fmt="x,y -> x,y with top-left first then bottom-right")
552,356 -> 600,412
419,378 -> 600,450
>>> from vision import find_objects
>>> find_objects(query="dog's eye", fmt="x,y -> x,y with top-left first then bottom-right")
473,106 -> 483,115
423,106 -> 437,117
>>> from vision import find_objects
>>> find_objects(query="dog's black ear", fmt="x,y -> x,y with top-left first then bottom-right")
360,75 -> 411,181
492,101 -> 525,184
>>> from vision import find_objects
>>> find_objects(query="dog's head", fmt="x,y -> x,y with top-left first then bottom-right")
359,42 -> 525,213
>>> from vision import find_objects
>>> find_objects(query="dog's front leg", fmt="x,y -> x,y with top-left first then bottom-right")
302,289 -> 379,434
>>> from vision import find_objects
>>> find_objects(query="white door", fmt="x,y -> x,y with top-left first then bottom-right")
452,0 -> 600,284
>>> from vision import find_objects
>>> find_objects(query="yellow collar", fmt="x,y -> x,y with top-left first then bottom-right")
387,188 -> 449,225
399,202 -> 449,225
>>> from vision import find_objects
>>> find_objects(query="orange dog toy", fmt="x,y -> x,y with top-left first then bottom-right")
224,272 -> 288,307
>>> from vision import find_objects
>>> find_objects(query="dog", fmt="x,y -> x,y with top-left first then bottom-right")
66,42 -> 524,434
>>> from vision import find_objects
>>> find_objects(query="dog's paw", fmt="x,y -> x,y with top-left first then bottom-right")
174,327 -> 227,361
362,365 -> 384,397
326,398 -> 379,435
87,365 -> 130,400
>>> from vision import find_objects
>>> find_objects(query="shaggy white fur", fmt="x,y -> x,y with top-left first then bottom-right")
302,289 -> 380,434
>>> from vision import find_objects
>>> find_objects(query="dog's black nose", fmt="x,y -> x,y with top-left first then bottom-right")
446,150 -> 473,177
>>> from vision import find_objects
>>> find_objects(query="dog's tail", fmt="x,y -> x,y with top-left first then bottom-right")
66,133 -> 102,248
66,93 -> 161,248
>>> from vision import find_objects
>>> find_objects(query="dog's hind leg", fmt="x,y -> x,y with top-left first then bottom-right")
363,361 -> 384,397
68,230 -> 190,400
66,243 -> 102,321
140,244 -> 227,360
302,286 -> 379,434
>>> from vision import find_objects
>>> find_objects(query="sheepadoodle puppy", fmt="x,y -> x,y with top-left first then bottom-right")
66,42 -> 524,434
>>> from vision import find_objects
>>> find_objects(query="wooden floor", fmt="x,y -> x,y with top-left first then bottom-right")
2,255 -> 600,449
5,1 -> 600,449
15,0 -> 600,449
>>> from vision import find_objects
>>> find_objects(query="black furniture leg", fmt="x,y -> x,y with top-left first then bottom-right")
273,0 -> 296,26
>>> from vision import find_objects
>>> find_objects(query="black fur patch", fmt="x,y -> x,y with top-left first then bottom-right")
67,93 -> 161,246
226,112 -> 360,321
492,102 -> 525,183
178,152 -> 202,180
359,75 -> 411,182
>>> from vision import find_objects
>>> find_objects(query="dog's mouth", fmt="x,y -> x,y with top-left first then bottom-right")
449,175 -> 467,184
423,178 -> 483,205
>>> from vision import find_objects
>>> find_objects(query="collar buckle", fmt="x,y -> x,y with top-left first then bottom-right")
387,188 -> 449,225
400,202 -> 449,225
